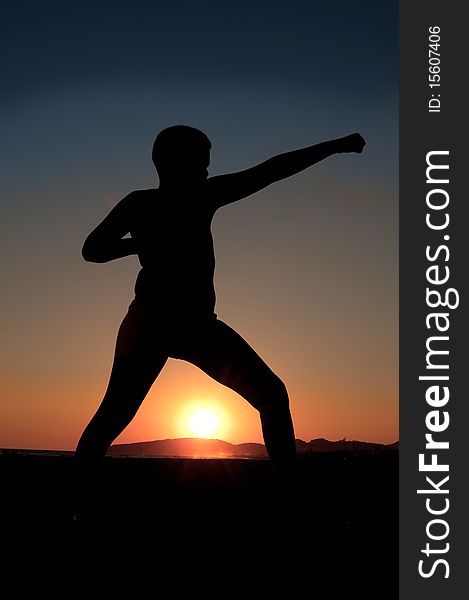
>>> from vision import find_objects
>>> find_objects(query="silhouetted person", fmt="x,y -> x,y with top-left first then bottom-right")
74,125 -> 365,497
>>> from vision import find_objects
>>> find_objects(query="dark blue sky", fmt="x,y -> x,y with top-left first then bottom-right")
2,0 -> 397,107
0,1 -> 399,449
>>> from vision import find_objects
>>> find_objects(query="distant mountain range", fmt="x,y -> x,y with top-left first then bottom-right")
108,437 -> 399,458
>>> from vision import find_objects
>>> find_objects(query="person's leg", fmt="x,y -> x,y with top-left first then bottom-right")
176,319 -> 297,479
74,302 -> 168,477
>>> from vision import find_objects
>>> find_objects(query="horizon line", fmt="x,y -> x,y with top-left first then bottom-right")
0,435 -> 399,454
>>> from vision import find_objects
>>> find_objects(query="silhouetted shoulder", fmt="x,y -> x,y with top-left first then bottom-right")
131,188 -> 159,197
125,188 -> 158,204
120,188 -> 158,215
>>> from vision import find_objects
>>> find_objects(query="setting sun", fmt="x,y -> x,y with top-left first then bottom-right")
176,397 -> 234,441
188,409 -> 220,438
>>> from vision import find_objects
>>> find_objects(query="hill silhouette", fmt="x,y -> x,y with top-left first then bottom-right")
108,437 -> 398,458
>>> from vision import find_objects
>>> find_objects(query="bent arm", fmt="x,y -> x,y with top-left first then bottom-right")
207,133 -> 366,208
82,193 -> 138,263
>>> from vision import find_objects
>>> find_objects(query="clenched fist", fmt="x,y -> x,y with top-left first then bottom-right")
337,133 -> 366,154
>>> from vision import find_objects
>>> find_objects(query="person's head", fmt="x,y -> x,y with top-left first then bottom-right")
152,125 -> 211,186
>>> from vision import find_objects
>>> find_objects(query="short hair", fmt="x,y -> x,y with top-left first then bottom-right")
152,125 -> 211,170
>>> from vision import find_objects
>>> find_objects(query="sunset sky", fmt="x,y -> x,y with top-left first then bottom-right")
1,1 -> 398,450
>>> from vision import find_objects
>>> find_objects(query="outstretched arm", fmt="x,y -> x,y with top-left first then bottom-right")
207,133 -> 366,209
82,193 -> 138,263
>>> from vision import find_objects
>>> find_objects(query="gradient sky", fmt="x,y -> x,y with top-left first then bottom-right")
1,0 -> 398,449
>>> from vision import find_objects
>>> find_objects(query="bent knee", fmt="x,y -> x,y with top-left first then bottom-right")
255,375 -> 290,412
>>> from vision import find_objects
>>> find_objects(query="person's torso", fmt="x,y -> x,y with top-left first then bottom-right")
128,188 -> 217,316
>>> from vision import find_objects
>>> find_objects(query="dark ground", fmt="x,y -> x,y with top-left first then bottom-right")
0,451 -> 397,597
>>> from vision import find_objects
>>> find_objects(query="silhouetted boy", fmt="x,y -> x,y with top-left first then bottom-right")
74,126 -> 365,488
